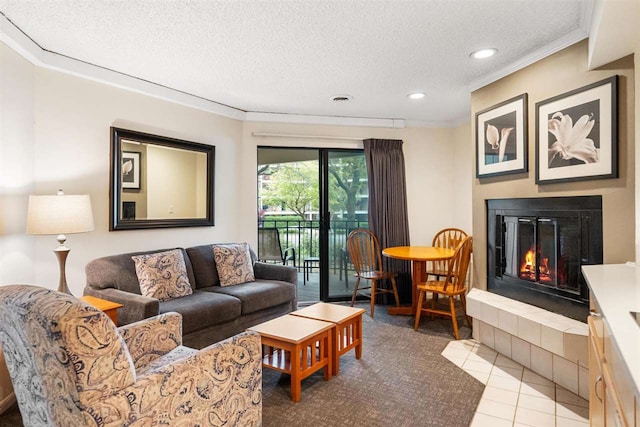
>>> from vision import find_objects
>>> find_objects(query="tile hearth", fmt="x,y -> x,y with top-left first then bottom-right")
466,289 -> 589,399
442,339 -> 589,427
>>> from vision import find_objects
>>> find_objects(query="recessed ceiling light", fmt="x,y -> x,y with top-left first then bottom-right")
470,48 -> 498,59
408,92 -> 426,100
330,94 -> 353,102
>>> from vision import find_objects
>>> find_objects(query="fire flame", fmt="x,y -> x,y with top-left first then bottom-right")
521,248 -> 536,277
539,257 -> 550,276
520,246 -> 554,282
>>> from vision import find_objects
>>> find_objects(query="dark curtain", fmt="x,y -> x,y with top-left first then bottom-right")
363,139 -> 412,304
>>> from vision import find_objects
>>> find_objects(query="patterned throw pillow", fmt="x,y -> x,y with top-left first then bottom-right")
213,243 -> 255,287
132,249 -> 193,301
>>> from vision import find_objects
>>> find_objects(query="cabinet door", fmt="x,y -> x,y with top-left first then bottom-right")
602,360 -> 632,427
604,319 -> 635,426
589,316 -> 606,427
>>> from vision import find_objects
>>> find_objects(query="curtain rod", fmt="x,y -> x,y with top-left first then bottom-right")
251,132 -> 364,141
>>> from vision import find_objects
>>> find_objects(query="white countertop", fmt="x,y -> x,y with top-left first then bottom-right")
582,263 -> 640,395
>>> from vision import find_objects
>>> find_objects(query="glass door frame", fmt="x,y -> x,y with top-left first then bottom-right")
319,148 -> 367,302
257,146 -> 366,303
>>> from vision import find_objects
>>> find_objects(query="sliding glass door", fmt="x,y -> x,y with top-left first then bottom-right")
321,150 -> 369,301
257,147 -> 368,303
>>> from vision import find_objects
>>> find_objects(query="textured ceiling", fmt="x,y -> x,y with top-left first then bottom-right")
0,0 -> 589,125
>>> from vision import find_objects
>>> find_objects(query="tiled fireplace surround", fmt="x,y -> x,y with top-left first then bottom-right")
464,196 -> 600,401
466,289 -> 589,401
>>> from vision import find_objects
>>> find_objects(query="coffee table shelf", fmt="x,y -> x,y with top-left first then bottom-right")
248,314 -> 334,402
262,347 -> 291,372
291,303 -> 365,375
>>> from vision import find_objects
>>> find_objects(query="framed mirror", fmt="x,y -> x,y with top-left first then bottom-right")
110,127 -> 215,230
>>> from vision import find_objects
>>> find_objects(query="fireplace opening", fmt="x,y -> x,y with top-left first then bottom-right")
487,196 -> 602,321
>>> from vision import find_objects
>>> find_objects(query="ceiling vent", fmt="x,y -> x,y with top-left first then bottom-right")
331,94 -> 353,102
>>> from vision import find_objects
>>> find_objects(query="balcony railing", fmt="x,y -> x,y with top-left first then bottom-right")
259,219 -> 368,272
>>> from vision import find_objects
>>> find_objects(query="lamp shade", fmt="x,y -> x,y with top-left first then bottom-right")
27,194 -> 95,235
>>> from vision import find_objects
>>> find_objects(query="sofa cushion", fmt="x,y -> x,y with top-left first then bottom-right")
86,248 -> 196,295
204,279 -> 295,315
187,244 -> 259,289
132,249 -> 193,301
158,291 -> 241,334
213,243 -> 255,287
186,244 -> 220,288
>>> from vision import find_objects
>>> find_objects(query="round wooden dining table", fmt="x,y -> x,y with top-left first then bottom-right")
382,246 -> 455,315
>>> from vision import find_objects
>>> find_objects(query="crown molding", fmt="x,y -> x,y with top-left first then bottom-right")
1,12 -> 406,129
0,13 -> 247,121
0,12 -> 42,64
246,112 -> 405,128
405,113 -> 469,128
2,7 -> 592,130
580,0 -> 596,34
587,0 -> 638,70
467,27 -> 589,93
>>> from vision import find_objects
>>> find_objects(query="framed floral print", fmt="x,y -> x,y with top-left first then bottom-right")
535,76 -> 618,184
122,151 -> 141,190
476,94 -> 528,178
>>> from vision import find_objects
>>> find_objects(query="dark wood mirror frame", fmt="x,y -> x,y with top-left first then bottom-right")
109,127 -> 215,231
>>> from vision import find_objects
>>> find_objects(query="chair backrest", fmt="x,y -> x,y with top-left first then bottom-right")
0,285 -> 135,426
258,227 -> 284,262
431,228 -> 468,272
442,236 -> 473,292
347,228 -> 383,275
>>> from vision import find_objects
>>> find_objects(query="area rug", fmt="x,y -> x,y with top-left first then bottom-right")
262,304 -> 483,427
0,304 -> 483,427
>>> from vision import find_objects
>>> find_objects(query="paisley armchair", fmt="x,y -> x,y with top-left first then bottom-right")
0,285 -> 262,427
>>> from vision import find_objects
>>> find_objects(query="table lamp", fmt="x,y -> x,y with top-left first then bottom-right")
26,190 -> 95,295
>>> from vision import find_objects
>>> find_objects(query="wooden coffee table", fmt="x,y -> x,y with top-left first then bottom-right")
291,303 -> 365,375
247,314 -> 333,402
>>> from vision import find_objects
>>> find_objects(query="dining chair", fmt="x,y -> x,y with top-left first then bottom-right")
414,235 -> 473,339
426,228 -> 468,280
347,228 -> 400,317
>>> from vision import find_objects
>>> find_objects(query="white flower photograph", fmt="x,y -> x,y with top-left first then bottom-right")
536,76 -> 617,184
122,151 -> 141,189
476,94 -> 527,178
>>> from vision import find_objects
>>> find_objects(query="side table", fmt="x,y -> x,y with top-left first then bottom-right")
291,302 -> 365,375
80,295 -> 123,325
247,314 -> 333,402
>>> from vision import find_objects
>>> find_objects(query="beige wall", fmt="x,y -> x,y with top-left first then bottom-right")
0,42 -> 35,286
636,46 -> 640,262
120,143 -> 208,219
452,122 -> 473,232
0,42 -> 245,295
146,145 -> 205,219
196,153 -> 207,217
472,40 -> 636,290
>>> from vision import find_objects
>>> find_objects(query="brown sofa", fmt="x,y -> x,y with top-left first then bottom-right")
84,244 -> 297,348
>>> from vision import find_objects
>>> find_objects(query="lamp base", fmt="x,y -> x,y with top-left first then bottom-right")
54,247 -> 72,295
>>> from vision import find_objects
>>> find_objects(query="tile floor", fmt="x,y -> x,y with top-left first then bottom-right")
441,339 -> 589,427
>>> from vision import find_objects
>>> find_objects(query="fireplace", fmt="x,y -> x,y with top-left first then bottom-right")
487,196 -> 603,321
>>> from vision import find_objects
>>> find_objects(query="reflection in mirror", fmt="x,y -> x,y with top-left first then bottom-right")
110,127 -> 215,230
